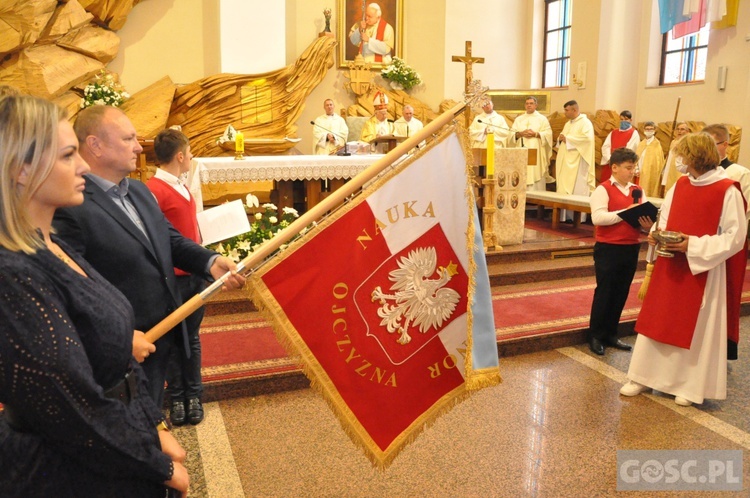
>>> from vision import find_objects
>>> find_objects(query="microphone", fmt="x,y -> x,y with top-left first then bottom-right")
311,120 -> 349,155
632,189 -> 642,204
477,119 -> 511,132
310,120 -> 348,141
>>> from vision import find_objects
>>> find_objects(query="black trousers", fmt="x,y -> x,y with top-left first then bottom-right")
166,274 -> 206,401
588,242 -> 640,342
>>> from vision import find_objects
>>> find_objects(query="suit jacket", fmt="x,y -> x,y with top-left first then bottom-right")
53,177 -> 215,339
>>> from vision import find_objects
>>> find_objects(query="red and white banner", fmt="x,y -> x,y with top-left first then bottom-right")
251,128 -> 501,467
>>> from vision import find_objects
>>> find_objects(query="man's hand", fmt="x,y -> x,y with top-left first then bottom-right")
209,256 -> 246,290
132,330 -> 156,362
558,134 -> 566,143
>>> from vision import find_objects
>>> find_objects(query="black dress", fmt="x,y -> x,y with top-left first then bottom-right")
0,237 -> 173,497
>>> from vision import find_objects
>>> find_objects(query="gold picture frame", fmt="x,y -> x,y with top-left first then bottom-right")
338,0 -> 404,69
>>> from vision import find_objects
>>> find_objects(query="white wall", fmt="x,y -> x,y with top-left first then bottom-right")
633,0 -> 750,164
444,0 -> 529,97
110,0 -> 220,91
110,0 -> 750,163
219,0 -> 285,73
595,0 -> 643,111
543,0 -> 603,113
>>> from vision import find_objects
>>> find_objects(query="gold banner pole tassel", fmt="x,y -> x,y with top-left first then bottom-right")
637,262 -> 653,300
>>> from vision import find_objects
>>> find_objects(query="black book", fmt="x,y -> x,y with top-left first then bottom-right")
617,201 -> 658,228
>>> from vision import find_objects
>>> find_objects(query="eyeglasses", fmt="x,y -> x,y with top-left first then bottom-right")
715,141 -> 727,146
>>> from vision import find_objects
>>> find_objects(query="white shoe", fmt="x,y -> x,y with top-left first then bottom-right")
675,396 -> 692,407
620,381 -> 649,396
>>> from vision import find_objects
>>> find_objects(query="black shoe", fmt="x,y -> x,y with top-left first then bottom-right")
187,398 -> 204,425
170,401 -> 187,426
588,338 -> 605,355
605,338 -> 633,351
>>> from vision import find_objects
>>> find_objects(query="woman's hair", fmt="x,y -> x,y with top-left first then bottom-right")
0,95 -> 67,253
673,132 -> 720,175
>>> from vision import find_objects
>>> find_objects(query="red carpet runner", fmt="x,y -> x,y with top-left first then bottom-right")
200,273 -> 750,385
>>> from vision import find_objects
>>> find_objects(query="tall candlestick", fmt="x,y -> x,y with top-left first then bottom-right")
235,130 -> 245,153
486,132 -> 494,177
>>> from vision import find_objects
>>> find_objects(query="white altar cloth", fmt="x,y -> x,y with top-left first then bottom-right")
195,154 -> 384,184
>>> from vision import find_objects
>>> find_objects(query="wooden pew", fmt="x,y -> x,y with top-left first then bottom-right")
526,191 -> 662,229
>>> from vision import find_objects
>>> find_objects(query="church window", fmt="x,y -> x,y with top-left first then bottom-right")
660,24 -> 710,85
543,0 -> 572,88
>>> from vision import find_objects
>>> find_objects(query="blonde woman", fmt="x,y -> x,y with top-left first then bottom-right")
0,95 -> 188,496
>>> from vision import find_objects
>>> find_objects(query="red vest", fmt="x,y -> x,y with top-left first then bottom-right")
600,128 -> 636,183
611,128 -> 635,152
636,176 -> 746,349
147,177 -> 201,276
595,181 -> 642,245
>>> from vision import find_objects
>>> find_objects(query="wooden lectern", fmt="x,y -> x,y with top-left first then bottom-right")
474,147 -> 537,170
371,134 -> 406,154
472,147 -> 537,205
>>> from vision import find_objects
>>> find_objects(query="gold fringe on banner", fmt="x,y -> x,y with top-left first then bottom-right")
455,120 -> 503,391
249,123 -> 500,469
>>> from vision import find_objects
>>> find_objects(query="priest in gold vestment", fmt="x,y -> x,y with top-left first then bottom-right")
635,121 -> 665,198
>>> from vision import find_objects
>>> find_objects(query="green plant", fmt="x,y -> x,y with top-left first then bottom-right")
381,57 -> 422,90
80,70 -> 130,109
213,195 -> 301,262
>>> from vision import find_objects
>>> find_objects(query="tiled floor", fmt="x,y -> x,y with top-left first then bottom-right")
174,319 -> 750,497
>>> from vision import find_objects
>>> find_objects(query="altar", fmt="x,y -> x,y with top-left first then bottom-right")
193,154 -> 383,211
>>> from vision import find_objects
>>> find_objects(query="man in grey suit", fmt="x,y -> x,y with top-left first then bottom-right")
54,105 -> 245,410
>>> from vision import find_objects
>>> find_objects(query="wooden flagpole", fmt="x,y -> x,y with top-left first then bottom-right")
145,101 -> 469,343
668,96 -> 682,144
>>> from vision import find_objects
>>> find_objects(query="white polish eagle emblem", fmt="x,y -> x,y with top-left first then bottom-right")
371,247 -> 460,346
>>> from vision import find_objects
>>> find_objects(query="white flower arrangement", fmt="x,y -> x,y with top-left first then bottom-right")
381,57 -> 422,91
80,70 -> 130,109
213,194 -> 301,262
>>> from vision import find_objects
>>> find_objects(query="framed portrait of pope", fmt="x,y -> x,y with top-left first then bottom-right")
338,0 -> 404,69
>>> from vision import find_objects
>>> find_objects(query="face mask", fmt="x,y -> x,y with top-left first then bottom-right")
644,131 -> 655,138
619,121 -> 631,131
675,156 -> 688,174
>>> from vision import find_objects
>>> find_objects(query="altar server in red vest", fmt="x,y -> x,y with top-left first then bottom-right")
587,148 -> 653,355
621,133 -> 747,407
147,128 -> 206,426
600,110 -> 640,184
